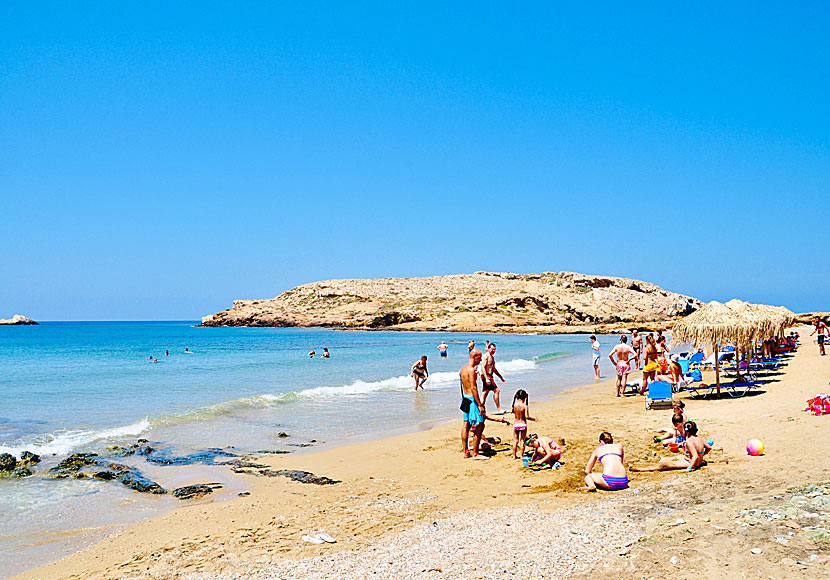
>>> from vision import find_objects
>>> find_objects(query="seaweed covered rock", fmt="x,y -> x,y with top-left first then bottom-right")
11,467 -> 32,478
0,453 -> 16,472
49,453 -> 99,478
173,483 -> 222,500
19,451 -> 41,466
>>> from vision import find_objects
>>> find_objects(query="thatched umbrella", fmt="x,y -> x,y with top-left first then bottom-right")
673,301 -> 758,396
724,299 -> 797,353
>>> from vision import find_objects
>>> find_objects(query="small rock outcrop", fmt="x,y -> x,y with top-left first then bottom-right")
201,271 -> 702,333
0,314 -> 38,325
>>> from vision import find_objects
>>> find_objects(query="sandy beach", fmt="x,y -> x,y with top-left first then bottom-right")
14,326 -> 829,580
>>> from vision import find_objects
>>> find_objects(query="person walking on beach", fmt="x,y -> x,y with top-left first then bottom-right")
811,317 -> 828,356
411,356 -> 429,390
631,330 -> 642,370
590,335 -> 601,380
642,335 -> 659,394
608,336 -> 636,397
437,341 -> 448,357
578,431 -> 628,492
480,343 -> 506,414
460,348 -> 487,459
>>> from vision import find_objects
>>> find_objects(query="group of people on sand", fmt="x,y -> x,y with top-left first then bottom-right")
592,330 -> 693,396
457,346 -> 713,493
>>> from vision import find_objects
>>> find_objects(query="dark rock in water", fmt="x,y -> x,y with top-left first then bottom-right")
0,453 -> 16,472
254,450 -> 290,454
11,467 -> 32,478
19,451 -> 41,466
145,447 -> 238,466
238,491 -> 251,497
92,470 -> 117,481
261,469 -> 340,485
277,432 -> 289,438
137,438 -> 148,444
286,443 -> 314,448
49,453 -> 99,478
118,471 -> 165,494
107,442 -> 155,457
231,460 -> 269,470
172,483 -> 222,500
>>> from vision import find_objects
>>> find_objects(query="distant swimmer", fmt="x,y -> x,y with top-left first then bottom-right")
165,350 -> 169,356
480,343 -> 506,414
468,340 -> 475,353
185,348 -> 192,354
437,341 -> 448,357
411,355 -> 428,390
308,350 -> 316,358
323,348 -> 330,358
152,358 -> 158,363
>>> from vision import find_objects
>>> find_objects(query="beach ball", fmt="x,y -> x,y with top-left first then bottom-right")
746,439 -> 765,456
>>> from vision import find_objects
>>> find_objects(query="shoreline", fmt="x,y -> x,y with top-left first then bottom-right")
13,326 -> 830,579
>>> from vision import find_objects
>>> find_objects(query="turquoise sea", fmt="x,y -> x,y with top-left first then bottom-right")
0,322 -> 606,577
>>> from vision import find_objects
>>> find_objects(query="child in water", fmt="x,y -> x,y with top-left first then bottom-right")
511,389 -> 537,459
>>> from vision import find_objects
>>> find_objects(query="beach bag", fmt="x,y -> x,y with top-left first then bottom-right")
459,382 -> 472,412
805,394 -> 830,416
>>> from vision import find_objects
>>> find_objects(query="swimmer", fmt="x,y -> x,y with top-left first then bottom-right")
511,389 -> 537,459
308,350 -> 316,358
468,340 -> 475,353
322,348 -> 330,358
437,341 -> 448,357
631,421 -> 712,472
185,347 -> 192,354
579,432 -> 628,492
411,355 -> 428,390
525,433 -> 562,466
165,350 -> 169,356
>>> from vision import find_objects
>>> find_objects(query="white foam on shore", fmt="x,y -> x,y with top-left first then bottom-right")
0,418 -> 151,457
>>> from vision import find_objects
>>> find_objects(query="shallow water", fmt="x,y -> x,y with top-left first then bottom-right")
0,322 -> 605,577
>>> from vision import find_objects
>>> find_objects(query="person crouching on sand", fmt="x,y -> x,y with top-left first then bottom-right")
579,431 -> 628,492
511,389 -> 537,459
631,421 -> 712,472
525,434 -> 562,466
411,355 -> 428,390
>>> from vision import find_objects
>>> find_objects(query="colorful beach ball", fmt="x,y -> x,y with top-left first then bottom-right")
746,439 -> 765,456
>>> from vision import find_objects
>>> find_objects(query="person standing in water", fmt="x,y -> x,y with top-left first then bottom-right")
322,348 -> 330,358
468,340 -> 475,353
608,336 -> 636,397
480,343 -> 506,414
590,335 -> 601,380
411,355 -> 428,390
460,348 -> 487,459
437,341 -> 448,357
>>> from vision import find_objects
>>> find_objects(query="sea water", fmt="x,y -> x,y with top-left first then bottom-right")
0,322 -> 606,576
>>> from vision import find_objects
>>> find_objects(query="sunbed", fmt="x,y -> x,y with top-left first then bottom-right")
645,380 -> 673,409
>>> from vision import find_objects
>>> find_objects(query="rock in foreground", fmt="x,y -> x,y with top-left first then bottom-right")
201,271 -> 701,333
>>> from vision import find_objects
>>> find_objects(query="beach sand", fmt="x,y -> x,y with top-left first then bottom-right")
14,326 -> 829,579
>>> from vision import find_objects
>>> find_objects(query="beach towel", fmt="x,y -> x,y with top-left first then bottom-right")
805,394 -> 830,416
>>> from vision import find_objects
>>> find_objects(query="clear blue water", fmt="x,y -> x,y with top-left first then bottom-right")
0,322 -> 603,577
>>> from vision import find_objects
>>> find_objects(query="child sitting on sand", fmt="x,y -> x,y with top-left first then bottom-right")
525,434 -> 562,467
578,431 -> 628,492
632,421 -> 712,472
654,401 -> 686,445
511,389 -> 537,459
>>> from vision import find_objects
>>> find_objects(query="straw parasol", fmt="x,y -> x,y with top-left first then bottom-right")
674,299 -> 797,396
673,301 -> 758,396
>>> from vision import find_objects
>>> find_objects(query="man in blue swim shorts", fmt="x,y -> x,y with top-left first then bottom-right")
460,348 -> 488,459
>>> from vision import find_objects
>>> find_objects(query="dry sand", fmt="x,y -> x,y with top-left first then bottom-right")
14,326 -> 830,580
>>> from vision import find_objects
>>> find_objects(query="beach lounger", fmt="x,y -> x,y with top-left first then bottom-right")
688,352 -> 705,368
646,380 -> 673,409
687,381 -> 766,399
686,383 -> 718,399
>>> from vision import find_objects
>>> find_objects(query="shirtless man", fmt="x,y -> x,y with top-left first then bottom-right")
460,348 -> 488,459
608,336 -> 636,397
437,341 -> 448,357
468,340 -> 475,353
811,317 -> 828,356
480,343 -> 506,414
630,330 -> 643,370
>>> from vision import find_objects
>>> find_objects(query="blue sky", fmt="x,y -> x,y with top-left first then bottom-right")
1,2 -> 827,320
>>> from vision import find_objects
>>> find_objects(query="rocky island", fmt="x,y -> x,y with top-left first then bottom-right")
0,314 -> 38,325
201,271 -> 701,333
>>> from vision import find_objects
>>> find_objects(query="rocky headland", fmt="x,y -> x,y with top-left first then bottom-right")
0,314 -> 37,325
201,271 -> 702,333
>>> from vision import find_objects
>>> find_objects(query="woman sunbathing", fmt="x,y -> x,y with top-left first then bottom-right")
578,431 -> 628,492
632,421 -> 711,472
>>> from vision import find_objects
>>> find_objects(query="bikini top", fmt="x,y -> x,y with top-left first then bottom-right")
598,445 -> 622,464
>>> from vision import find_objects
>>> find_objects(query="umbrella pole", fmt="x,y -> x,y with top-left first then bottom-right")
714,341 -> 721,396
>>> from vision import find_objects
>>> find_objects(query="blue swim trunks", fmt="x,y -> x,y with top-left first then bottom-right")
462,394 -> 483,425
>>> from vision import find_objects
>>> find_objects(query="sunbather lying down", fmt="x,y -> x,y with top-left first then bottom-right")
632,421 -> 711,472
